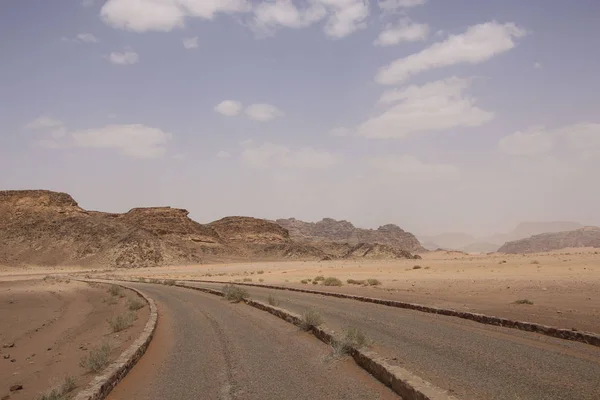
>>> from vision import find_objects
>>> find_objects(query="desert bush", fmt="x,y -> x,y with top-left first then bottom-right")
137,277 -> 147,283
300,309 -> 323,331
330,327 -> 370,357
37,376 -> 76,400
347,279 -> 366,285
258,278 -> 264,282
103,296 -> 118,305
530,260 -> 540,265
243,278 -> 253,282
257,270 -> 265,274
223,285 -> 249,303
499,260 -> 507,264
267,294 -> 280,307
79,343 -> 111,372
514,299 -> 534,305
164,279 -> 176,286
313,275 -> 325,282
108,285 -> 123,297
367,278 -> 381,286
412,265 -> 422,270
323,277 -> 343,286
108,312 -> 136,332
149,278 -> 160,284
300,279 -> 309,284
128,297 -> 145,311
312,281 -> 318,285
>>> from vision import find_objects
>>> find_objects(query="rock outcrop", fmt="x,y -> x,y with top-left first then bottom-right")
497,227 -> 600,254
275,218 -> 425,252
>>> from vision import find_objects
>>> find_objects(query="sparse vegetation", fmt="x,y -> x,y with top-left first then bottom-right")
367,279 -> 381,286
164,279 -> 176,286
323,277 -> 343,286
108,285 -> 123,297
300,309 -> 323,331
413,265 -> 422,270
347,279 -> 366,285
499,260 -> 507,264
79,342 -> 111,372
137,277 -> 147,283
330,327 -> 370,357
267,294 -> 280,307
313,275 -> 325,282
243,278 -> 253,282
37,376 -> 77,400
128,297 -> 145,311
300,279 -> 309,284
312,281 -> 318,285
531,260 -> 540,265
103,296 -> 118,305
257,270 -> 264,274
222,284 -> 249,303
108,312 -> 136,332
258,278 -> 264,283
514,299 -> 534,305
149,278 -> 160,284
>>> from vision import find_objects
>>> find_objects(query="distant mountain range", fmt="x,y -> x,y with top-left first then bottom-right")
498,226 -> 600,253
419,221 -> 584,253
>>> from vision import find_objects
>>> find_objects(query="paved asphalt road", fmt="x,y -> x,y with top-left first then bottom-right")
188,282 -> 600,400
107,283 -> 398,400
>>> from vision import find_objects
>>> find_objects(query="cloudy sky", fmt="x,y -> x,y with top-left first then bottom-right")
1,0 -> 599,236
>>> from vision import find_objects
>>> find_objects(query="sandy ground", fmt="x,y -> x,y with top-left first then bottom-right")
88,248 -> 600,333
0,278 -> 148,400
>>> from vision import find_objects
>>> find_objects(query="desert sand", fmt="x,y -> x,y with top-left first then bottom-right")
0,278 -> 148,400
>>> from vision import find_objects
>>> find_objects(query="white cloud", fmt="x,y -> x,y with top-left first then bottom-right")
560,123 -> 600,158
239,139 -> 253,146
71,124 -> 172,159
329,127 -> 352,137
216,150 -> 232,158
245,103 -> 283,121
24,115 -> 64,130
498,126 -> 554,155
109,50 -> 139,65
35,139 -> 63,149
242,143 -> 341,169
375,21 -> 526,84
183,36 -> 199,49
50,127 -> 68,139
214,100 -> 243,116
358,77 -> 493,139
250,0 -> 368,38
369,154 -> 460,183
100,0 -> 251,32
378,0 -> 427,10
76,33 -> 99,43
534,62 -> 542,69
374,19 -> 429,46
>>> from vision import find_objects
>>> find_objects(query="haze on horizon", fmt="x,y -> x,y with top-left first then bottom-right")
1,0 -> 599,238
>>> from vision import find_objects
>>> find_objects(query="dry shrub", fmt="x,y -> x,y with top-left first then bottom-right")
347,279 -> 366,285
331,327 -> 370,357
300,309 -> 323,331
300,279 -> 309,284
223,284 -> 249,303
37,376 -> 77,400
367,279 -> 381,286
514,299 -> 534,305
313,275 -> 325,282
412,265 -> 422,270
79,342 -> 111,372
108,312 -> 136,332
323,277 -> 342,286
128,297 -> 145,311
108,285 -> 123,297
267,294 -> 280,307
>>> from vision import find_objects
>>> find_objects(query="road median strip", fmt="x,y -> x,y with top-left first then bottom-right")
183,279 -> 600,347
73,280 -> 158,400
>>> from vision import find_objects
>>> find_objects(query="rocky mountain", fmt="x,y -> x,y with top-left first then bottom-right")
0,190 -> 421,268
275,218 -> 425,252
487,221 -> 583,245
497,227 -> 600,253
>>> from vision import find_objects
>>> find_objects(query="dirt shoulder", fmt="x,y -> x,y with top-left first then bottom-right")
100,248 -> 600,333
0,278 -> 148,400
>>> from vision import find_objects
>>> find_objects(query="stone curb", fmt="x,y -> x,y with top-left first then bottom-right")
119,278 -> 456,400
183,279 -> 600,347
72,280 -> 158,400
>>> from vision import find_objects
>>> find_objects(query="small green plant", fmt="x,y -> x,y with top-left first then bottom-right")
164,279 -> 176,286
300,309 -> 323,331
79,342 -> 111,372
323,277 -> 343,286
243,278 -> 253,282
514,299 -> 534,305
128,297 -> 145,311
412,265 -> 422,270
108,312 -> 136,332
367,279 -> 381,286
108,285 -> 123,297
37,376 -> 77,400
314,275 -> 325,282
268,294 -> 280,307
347,279 -> 366,285
300,279 -> 309,284
223,284 -> 249,303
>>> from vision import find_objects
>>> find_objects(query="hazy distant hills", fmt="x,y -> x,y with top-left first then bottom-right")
498,226 -> 600,253
420,221 -> 584,253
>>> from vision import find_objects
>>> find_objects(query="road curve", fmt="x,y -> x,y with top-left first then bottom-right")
106,283 -> 398,400
189,282 -> 600,400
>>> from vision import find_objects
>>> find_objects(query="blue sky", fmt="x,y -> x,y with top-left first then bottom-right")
1,0 -> 599,236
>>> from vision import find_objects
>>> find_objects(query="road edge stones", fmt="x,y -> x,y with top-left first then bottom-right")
72,280 -> 158,400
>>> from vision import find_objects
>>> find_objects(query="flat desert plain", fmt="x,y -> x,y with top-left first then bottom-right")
92,248 -> 600,333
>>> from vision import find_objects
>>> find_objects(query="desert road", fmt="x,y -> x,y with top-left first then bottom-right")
187,282 -> 600,400
106,283 -> 397,400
